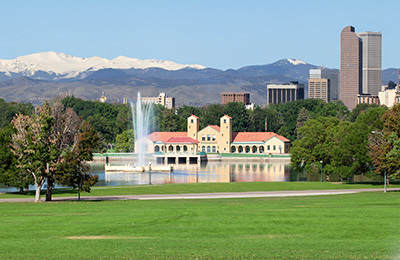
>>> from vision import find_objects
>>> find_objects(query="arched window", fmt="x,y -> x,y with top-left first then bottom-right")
154,145 -> 160,152
183,145 -> 188,151
245,146 -> 250,153
252,146 -> 257,153
168,145 -> 174,152
202,146 -> 205,152
176,146 -> 181,152
231,146 -> 236,153
260,146 -> 265,153
238,146 -> 243,153
207,146 -> 211,153
212,146 -> 216,153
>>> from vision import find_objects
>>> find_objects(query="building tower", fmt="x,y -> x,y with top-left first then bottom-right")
218,115 -> 232,153
309,68 -> 339,102
357,32 -> 382,95
187,115 -> 199,140
340,26 -> 362,110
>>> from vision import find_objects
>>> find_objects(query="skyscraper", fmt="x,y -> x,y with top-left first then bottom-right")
340,26 -> 382,110
357,32 -> 382,95
340,26 -> 362,110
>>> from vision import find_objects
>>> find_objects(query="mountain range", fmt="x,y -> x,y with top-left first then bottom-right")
0,52 -> 398,106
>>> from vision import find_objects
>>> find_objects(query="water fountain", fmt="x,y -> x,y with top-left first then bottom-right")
105,92 -> 172,173
132,92 -> 154,167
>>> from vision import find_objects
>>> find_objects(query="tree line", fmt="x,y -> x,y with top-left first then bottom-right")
290,103 -> 400,182
0,96 -> 394,195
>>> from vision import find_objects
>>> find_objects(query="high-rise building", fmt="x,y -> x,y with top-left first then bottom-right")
357,32 -> 382,95
340,26 -> 382,110
267,81 -> 304,105
221,93 -> 250,105
340,26 -> 362,110
308,78 -> 329,102
309,68 -> 339,101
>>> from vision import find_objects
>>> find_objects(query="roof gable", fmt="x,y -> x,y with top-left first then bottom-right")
147,132 -> 187,142
232,132 -> 290,143
198,125 -> 220,134
165,136 -> 199,144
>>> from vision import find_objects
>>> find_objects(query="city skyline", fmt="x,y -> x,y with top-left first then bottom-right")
0,0 -> 399,70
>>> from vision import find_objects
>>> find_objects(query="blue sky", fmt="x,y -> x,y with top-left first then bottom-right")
1,0 -> 399,70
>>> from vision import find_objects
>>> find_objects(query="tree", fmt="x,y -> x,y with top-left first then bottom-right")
115,129 -> 134,152
0,125 -> 34,193
295,107 -> 309,139
44,101 -> 82,201
11,104 -> 58,202
369,104 -> 400,180
56,122 -> 100,200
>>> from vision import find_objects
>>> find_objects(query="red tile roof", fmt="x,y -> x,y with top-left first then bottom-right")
232,132 -> 290,143
147,132 -> 187,142
165,136 -> 199,144
209,125 -> 221,132
189,114 -> 199,119
223,115 -> 232,119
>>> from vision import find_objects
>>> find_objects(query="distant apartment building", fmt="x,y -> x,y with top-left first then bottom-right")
267,81 -> 305,105
141,92 -> 175,109
221,93 -> 250,105
308,78 -> 329,103
309,68 -> 339,102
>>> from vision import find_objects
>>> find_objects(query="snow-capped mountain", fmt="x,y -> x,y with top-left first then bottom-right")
0,51 -> 206,79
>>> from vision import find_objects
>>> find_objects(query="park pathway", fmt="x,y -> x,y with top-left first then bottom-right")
1,188 -> 399,203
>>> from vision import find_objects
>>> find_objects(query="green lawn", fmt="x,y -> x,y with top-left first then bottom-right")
1,192 -> 400,259
1,181 -> 399,199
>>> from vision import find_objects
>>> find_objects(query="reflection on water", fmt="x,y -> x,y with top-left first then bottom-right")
93,160 -> 292,186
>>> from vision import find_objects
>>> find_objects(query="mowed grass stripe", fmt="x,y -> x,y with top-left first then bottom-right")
1,192 -> 400,259
1,181 -> 399,199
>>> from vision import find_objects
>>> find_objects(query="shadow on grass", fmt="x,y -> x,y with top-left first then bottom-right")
342,181 -> 400,186
3,188 -> 78,197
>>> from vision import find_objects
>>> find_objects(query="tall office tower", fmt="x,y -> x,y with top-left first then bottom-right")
356,32 -> 382,95
340,26 -> 362,110
309,68 -> 339,101
308,78 -> 329,102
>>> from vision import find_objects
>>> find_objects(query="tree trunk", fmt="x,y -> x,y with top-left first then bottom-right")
78,191 -> 81,201
45,177 -> 54,201
19,187 -> 24,194
35,184 -> 42,202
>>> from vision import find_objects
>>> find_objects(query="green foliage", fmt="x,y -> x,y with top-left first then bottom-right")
0,125 -> 33,192
56,122 -> 100,199
349,103 -> 380,122
115,129 -> 134,152
370,104 -> 400,179
61,96 -> 128,144
0,98 -> 33,129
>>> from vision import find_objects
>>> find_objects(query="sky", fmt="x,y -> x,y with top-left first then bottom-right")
0,0 -> 399,70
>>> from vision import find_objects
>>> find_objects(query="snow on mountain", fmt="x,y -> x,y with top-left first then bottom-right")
287,59 -> 306,65
0,52 -> 206,78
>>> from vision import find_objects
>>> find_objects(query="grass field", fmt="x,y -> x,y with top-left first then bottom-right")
1,181 -> 399,199
1,191 -> 400,259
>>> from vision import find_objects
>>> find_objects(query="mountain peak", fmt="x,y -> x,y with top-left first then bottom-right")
0,52 -> 206,77
287,58 -> 306,65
